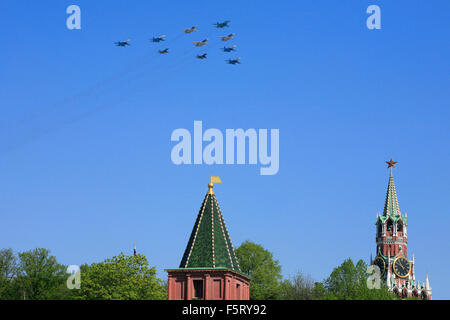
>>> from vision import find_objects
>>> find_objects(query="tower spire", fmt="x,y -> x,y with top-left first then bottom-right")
425,273 -> 431,290
383,158 -> 401,217
179,177 -> 241,272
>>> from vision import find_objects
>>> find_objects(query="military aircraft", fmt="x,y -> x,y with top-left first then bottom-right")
184,26 -> 198,34
214,20 -> 231,28
196,53 -> 207,59
218,33 -> 235,42
226,57 -> 241,65
158,48 -> 169,54
222,45 -> 237,52
193,39 -> 209,47
115,40 -> 131,47
151,35 -> 166,43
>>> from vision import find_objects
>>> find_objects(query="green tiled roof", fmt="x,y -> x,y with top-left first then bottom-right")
179,191 -> 241,273
383,168 -> 401,217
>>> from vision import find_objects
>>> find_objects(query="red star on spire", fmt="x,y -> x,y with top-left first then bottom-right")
386,158 -> 398,168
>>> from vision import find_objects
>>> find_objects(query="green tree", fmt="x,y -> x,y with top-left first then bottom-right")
235,241 -> 282,300
311,282 -> 327,299
16,248 -> 68,300
72,253 -> 166,300
322,258 -> 396,300
280,271 -> 316,300
0,248 -> 19,299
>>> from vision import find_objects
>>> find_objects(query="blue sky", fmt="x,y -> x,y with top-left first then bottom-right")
0,1 -> 449,299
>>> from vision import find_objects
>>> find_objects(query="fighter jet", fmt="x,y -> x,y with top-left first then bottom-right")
115,40 -> 131,47
222,45 -> 237,52
218,33 -> 235,42
214,20 -> 231,28
196,53 -> 207,59
151,35 -> 166,43
226,57 -> 241,65
193,39 -> 208,47
184,26 -> 198,34
158,48 -> 169,54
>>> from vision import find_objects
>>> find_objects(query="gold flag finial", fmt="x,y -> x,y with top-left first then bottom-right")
208,176 -> 222,194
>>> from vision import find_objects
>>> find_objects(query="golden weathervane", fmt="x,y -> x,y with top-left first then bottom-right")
208,176 -> 222,194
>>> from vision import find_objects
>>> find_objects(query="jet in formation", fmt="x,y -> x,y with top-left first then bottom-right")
184,26 -> 198,34
196,53 -> 207,59
226,57 -> 241,65
218,33 -> 235,42
222,45 -> 237,52
115,40 -> 131,47
158,48 -> 169,54
214,20 -> 231,28
151,35 -> 166,43
193,39 -> 209,47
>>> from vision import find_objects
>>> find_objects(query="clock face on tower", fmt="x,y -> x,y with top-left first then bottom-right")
372,256 -> 386,276
393,256 -> 411,278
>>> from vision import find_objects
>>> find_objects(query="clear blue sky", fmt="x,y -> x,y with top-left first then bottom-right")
0,1 -> 449,299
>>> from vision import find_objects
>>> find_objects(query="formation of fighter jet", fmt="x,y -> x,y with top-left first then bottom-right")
218,33 -> 235,42
115,40 -> 131,47
222,45 -> 237,52
193,39 -> 208,47
114,20 -> 240,65
214,20 -> 231,28
151,35 -> 166,43
184,26 -> 198,34
226,57 -> 241,65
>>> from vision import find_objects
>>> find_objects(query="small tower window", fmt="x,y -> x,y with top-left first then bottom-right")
387,219 -> 393,233
377,222 -> 382,237
193,280 -> 204,299
397,221 -> 403,233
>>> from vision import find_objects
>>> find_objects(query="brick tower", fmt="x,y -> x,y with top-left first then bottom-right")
372,159 -> 432,299
166,177 -> 250,300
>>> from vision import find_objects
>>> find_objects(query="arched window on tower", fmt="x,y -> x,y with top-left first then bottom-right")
387,219 -> 393,234
421,291 -> 428,300
377,221 -> 382,237
397,221 -> 403,234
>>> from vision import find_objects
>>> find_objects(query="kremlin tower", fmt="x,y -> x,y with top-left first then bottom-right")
372,159 -> 432,299
166,177 -> 250,300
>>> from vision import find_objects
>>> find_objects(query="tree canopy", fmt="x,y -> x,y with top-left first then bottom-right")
0,248 -> 166,300
0,248 -> 19,298
0,248 -> 67,300
322,258 -> 396,300
235,240 -> 282,300
280,271 -> 317,300
71,253 -> 166,300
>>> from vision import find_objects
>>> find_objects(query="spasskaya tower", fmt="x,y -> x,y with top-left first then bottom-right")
371,159 -> 431,299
